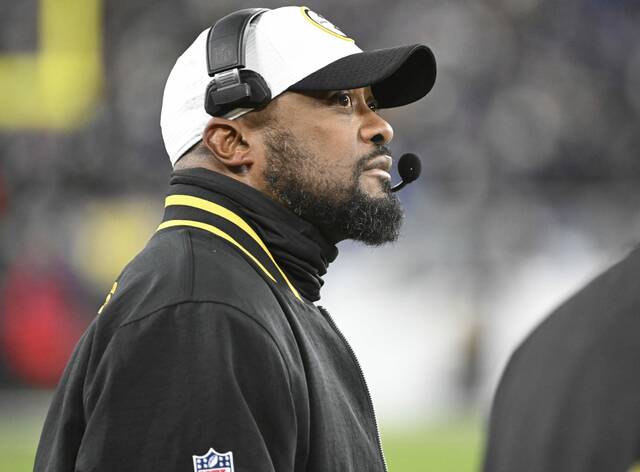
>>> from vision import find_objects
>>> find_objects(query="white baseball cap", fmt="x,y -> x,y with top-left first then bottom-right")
161,6 -> 436,166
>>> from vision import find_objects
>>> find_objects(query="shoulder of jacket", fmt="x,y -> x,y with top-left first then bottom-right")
82,300 -> 298,412
96,227 -> 280,328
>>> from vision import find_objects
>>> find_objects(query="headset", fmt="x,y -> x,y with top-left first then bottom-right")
204,8 -> 272,117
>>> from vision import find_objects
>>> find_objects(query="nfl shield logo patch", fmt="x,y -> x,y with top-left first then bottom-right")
192,447 -> 234,472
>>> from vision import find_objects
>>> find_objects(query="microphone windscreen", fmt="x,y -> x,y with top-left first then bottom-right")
397,153 -> 421,184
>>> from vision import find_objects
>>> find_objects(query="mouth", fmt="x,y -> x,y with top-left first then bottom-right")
362,155 -> 393,181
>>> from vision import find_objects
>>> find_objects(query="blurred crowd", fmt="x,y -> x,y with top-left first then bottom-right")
1,0 -> 639,418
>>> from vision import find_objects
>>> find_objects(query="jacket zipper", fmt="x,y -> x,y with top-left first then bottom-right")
317,305 -> 389,472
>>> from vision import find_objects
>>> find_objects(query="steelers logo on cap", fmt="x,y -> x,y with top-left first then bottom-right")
300,6 -> 354,42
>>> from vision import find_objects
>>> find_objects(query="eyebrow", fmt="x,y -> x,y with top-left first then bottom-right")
314,90 -> 335,99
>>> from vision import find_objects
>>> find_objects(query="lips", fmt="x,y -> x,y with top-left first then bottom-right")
363,155 -> 393,173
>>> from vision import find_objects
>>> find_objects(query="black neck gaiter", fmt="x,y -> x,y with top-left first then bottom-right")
169,168 -> 338,302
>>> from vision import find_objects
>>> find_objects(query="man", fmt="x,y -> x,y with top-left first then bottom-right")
34,6 -> 436,472
483,247 -> 640,471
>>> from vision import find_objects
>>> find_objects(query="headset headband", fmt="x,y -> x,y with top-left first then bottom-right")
204,8 -> 271,116
206,8 -> 268,75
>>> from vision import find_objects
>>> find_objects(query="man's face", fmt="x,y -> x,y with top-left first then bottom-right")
253,87 -> 404,245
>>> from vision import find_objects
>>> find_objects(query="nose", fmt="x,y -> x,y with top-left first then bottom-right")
360,110 -> 394,146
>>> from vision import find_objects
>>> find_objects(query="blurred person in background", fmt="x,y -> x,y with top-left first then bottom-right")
0,169 -> 7,385
0,258 -> 88,387
33,6 -> 436,472
483,247 -> 640,472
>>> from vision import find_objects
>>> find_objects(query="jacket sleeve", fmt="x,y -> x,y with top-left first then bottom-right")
76,301 -> 300,472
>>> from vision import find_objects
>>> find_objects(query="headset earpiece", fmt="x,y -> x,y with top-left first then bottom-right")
205,70 -> 271,116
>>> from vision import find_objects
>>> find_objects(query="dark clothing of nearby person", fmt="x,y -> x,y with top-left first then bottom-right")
35,168 -> 387,472
483,247 -> 640,472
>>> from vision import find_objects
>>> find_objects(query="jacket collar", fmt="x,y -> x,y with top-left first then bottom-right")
160,168 -> 338,302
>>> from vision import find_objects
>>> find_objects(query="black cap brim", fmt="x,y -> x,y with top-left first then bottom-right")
288,44 -> 436,108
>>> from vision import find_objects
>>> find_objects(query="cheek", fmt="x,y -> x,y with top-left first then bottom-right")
304,126 -> 360,172
307,148 -> 359,187
276,108 -> 362,183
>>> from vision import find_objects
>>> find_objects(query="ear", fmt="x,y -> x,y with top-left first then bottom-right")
202,117 -> 254,172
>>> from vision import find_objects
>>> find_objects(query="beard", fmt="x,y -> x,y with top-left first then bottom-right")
262,127 -> 404,246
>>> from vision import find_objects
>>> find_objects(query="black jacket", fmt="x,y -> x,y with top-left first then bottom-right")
483,246 -> 640,472
35,168 -> 388,472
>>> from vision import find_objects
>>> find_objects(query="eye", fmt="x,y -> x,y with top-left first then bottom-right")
332,91 -> 353,107
368,101 -> 379,113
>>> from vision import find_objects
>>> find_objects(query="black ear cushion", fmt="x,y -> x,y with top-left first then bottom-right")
204,70 -> 271,116
241,70 -> 271,106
